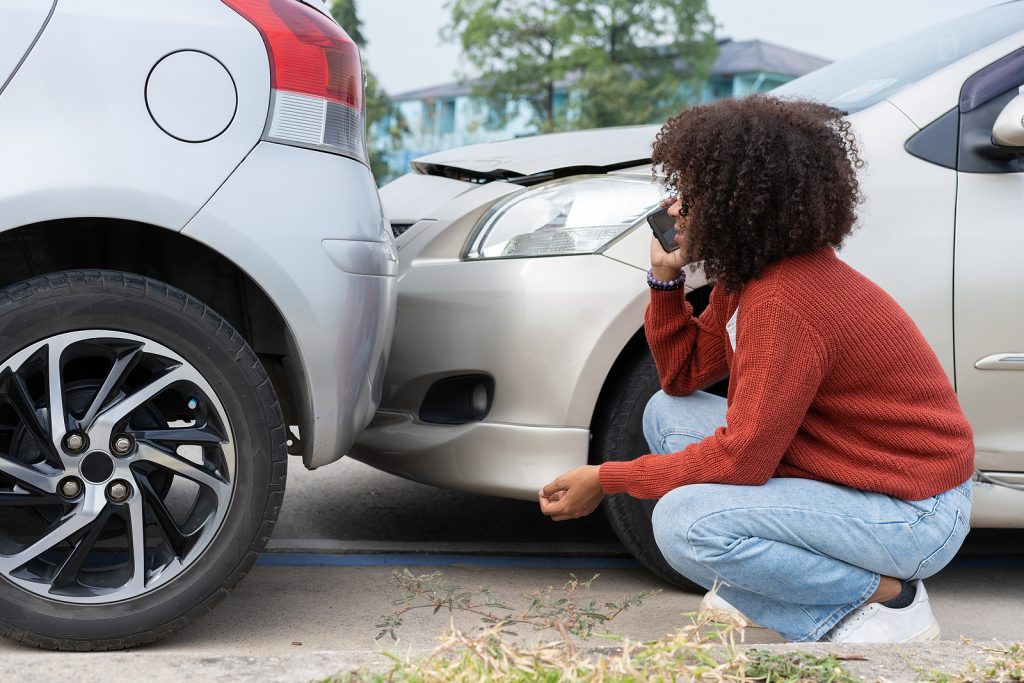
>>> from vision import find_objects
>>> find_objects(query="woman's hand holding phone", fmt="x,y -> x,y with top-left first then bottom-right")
650,198 -> 688,280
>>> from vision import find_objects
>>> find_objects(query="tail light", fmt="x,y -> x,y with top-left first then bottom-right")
222,0 -> 366,162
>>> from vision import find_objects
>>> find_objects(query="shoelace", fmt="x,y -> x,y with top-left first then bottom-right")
827,606 -> 873,641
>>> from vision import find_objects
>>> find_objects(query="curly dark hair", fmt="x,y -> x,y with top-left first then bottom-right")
651,94 -> 864,293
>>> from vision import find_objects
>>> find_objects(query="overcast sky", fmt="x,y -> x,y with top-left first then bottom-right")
359,0 -> 1005,95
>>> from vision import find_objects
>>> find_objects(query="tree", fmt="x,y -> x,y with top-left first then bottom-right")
331,0 -> 406,183
443,0 -> 718,133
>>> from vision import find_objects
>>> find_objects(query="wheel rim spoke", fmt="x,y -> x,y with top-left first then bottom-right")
0,456 -> 57,493
45,342 -> 69,458
0,366 -> 62,470
132,425 -> 226,446
136,444 -> 229,498
78,343 -> 144,431
0,491 -> 61,506
90,364 -> 192,438
137,475 -> 191,559
125,491 -> 147,591
51,504 -> 115,588
0,501 -> 101,573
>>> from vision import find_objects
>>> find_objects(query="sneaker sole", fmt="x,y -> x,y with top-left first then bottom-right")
907,620 -> 941,642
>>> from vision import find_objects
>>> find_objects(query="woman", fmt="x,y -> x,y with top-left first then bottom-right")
538,95 -> 974,643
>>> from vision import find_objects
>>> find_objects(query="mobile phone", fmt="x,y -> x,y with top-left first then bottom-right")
647,206 -> 680,253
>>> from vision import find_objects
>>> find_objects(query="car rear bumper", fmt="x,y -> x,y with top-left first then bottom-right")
183,141 -> 397,469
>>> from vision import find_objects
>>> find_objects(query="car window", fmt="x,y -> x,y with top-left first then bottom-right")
772,2 -> 1024,113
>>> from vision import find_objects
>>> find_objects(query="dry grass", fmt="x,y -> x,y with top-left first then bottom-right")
328,570 -> 860,683
327,569 -> 1024,682
920,639 -> 1024,682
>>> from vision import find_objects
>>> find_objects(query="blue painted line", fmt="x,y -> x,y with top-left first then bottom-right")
255,553 -> 1024,570
257,553 -> 643,569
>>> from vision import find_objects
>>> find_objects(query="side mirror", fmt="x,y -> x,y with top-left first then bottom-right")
992,92 -> 1024,147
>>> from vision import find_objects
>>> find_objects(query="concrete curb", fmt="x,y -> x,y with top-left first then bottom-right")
0,641 -> 993,682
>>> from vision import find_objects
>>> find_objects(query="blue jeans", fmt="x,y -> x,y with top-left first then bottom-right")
644,390 -> 972,642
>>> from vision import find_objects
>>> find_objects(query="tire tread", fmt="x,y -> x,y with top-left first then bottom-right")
593,350 -> 702,592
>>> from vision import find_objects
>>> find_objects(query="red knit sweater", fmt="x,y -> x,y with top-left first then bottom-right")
599,247 -> 974,501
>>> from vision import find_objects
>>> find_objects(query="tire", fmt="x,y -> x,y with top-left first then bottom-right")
0,271 -> 287,650
593,350 -> 703,592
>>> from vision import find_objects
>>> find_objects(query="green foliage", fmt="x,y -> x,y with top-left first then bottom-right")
328,0 -> 367,47
330,0 -> 407,184
443,0 -> 718,133
744,650 -> 860,683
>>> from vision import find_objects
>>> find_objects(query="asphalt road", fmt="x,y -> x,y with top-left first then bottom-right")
273,455 -> 1024,558
271,455 -> 616,548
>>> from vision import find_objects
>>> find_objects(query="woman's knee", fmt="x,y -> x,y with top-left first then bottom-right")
652,486 -> 707,569
653,485 -> 741,570
642,391 -> 673,452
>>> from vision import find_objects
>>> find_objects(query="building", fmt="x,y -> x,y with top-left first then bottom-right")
375,38 -> 830,178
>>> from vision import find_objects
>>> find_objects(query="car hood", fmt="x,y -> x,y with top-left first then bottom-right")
411,124 -> 661,181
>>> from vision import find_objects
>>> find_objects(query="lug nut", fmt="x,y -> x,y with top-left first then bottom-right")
63,432 -> 87,454
111,435 -> 135,456
106,480 -> 131,503
58,477 -> 83,500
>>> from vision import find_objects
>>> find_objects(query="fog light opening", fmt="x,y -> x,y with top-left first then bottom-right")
419,374 -> 495,425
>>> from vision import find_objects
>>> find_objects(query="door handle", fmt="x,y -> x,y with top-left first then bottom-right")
974,353 -> 1024,370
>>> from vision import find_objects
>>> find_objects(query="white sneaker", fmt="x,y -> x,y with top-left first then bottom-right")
699,591 -> 762,627
823,580 -> 941,643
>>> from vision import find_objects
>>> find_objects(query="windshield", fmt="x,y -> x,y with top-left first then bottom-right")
773,2 -> 1024,112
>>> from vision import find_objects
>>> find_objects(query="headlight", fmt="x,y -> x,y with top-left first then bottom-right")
465,175 -> 663,260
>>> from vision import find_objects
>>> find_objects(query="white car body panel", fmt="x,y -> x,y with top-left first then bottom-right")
837,101 -> 958,381
0,0 -> 54,92
355,416 -> 589,500
381,255 -> 646,427
0,0 -> 269,232
380,173 -> 484,226
954,171 -> 1024,472
184,142 -> 396,468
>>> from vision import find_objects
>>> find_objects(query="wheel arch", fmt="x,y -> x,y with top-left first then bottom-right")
0,217 -> 307,454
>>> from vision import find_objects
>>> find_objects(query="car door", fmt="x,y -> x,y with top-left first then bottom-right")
0,0 -> 56,97
952,49 -> 1024,480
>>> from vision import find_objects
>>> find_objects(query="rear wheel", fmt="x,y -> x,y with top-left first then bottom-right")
0,271 -> 287,649
593,350 -> 703,592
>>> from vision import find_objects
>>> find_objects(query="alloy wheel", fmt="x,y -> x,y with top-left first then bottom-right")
0,330 -> 235,603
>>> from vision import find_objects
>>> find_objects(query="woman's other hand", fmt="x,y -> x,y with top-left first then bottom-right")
538,466 -> 605,521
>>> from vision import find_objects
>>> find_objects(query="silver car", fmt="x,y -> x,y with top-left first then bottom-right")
0,0 -> 395,648
352,2 -> 1024,591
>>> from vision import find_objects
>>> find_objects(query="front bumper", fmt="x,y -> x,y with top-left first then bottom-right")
184,142 -> 397,468
349,251 -> 649,499
351,412 -> 589,501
